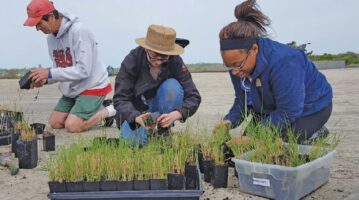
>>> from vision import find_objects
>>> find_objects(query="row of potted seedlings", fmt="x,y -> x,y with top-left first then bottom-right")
197,124 -> 234,189
2,111 -> 55,169
48,133 -> 200,193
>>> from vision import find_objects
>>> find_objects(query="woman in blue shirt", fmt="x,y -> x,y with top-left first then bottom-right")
214,0 -> 333,143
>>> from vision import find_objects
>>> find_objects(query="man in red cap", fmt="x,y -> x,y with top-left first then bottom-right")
23,0 -> 117,133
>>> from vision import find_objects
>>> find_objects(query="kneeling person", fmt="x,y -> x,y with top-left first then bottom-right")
113,24 -> 201,146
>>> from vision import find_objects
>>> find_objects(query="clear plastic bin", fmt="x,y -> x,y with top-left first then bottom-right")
232,145 -> 336,200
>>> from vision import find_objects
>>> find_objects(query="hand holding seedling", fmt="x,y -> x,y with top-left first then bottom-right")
157,111 -> 182,128
29,68 -> 49,87
212,120 -> 232,135
135,112 -> 154,130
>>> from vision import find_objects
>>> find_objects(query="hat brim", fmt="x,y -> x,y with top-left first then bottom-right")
135,38 -> 184,56
24,16 -> 42,27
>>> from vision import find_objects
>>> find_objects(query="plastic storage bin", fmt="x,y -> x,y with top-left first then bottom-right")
232,145 -> 336,200
48,167 -> 203,200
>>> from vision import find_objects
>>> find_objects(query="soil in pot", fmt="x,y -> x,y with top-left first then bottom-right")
83,181 -> 100,192
117,180 -> 133,191
100,180 -> 118,191
17,138 -> 38,169
66,181 -> 84,192
48,181 -> 66,193
211,164 -> 228,188
30,123 -> 45,135
133,179 -> 150,190
167,173 -> 185,190
185,163 -> 198,190
202,159 -> 214,183
150,179 -> 167,190
43,132 -> 55,151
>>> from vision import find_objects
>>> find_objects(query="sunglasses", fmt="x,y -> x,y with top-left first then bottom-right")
146,50 -> 170,63
223,50 -> 251,72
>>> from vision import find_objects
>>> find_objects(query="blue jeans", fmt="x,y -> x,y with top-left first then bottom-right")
121,79 -> 184,146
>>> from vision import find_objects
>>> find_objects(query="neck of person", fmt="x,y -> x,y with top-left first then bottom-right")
149,63 -> 162,80
52,16 -> 63,37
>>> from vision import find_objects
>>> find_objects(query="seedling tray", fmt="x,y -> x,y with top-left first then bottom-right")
48,168 -> 203,200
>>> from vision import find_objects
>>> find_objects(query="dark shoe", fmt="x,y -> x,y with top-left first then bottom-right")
104,116 -> 115,127
303,126 -> 329,145
103,99 -> 113,107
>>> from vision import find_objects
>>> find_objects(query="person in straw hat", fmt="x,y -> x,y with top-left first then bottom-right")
113,24 -> 201,146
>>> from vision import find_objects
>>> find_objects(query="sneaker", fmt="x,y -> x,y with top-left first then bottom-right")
302,126 -> 329,145
103,99 -> 116,127
104,116 -> 115,127
103,99 -> 113,107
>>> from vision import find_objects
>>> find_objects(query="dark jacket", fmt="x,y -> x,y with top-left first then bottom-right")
224,38 -> 333,129
113,46 -> 201,128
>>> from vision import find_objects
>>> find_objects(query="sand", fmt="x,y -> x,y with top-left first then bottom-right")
1,69 -> 359,200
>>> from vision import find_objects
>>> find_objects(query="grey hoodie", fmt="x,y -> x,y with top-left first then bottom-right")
47,12 -> 109,98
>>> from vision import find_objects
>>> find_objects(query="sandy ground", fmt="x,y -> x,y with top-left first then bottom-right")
1,69 -> 359,200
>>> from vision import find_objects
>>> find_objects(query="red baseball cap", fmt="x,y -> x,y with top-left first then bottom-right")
24,0 -> 55,27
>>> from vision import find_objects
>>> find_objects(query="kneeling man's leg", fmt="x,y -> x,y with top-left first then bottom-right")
65,95 -> 105,133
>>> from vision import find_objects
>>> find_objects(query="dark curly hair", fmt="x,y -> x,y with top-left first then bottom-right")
219,0 -> 271,40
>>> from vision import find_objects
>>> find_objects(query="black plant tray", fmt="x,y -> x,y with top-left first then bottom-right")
48,167 -> 203,200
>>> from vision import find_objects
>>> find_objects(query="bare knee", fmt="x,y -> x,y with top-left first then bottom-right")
64,122 -> 81,133
48,118 -> 64,129
64,116 -> 85,133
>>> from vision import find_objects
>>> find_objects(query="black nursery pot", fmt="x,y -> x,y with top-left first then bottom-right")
167,173 -> 185,190
14,112 -> 23,122
66,181 -> 84,192
211,164 -> 229,188
0,131 -> 11,146
117,180 -> 133,191
202,159 -> 214,183
198,151 -> 205,173
11,130 -> 20,157
83,181 -> 100,192
185,163 -> 198,190
150,179 -> 167,190
43,132 -> 55,151
133,179 -> 150,190
100,180 -> 118,191
48,181 -> 67,193
30,123 -> 46,135
221,143 -> 235,167
17,138 -> 38,169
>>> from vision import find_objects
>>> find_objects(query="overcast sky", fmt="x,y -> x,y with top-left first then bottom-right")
0,0 -> 358,68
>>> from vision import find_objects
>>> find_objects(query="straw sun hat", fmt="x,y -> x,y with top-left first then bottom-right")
135,24 -> 184,55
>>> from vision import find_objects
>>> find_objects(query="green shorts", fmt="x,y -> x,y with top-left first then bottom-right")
54,95 -> 105,120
